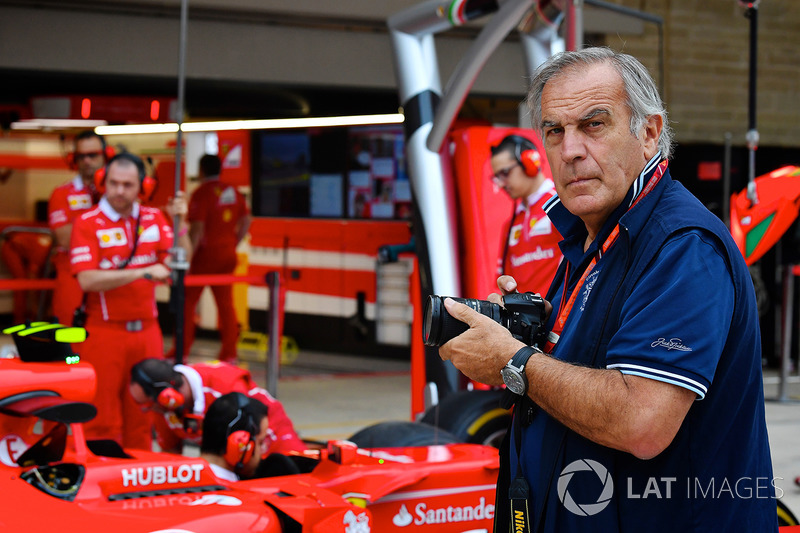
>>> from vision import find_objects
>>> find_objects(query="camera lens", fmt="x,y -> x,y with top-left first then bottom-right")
422,295 -> 504,347
423,295 -> 448,346
423,297 -> 437,344
422,292 -> 548,348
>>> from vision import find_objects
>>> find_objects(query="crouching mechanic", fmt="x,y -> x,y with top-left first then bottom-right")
200,392 -> 269,481
200,392 -> 302,481
129,358 -> 306,455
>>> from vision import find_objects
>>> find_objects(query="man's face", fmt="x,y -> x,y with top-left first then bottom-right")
490,150 -> 533,200
74,137 -> 106,182
240,417 -> 270,479
129,382 -> 156,412
105,161 -> 141,215
539,61 -> 660,234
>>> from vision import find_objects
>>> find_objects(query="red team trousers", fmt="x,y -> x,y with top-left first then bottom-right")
78,317 -> 163,450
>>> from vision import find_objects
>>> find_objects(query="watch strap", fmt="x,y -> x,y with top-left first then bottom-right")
510,345 -> 540,370
502,345 -> 541,398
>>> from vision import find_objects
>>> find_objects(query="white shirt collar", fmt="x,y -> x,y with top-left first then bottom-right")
518,178 -> 556,214
174,364 -> 206,415
99,196 -> 139,222
209,463 -> 239,482
72,176 -> 85,191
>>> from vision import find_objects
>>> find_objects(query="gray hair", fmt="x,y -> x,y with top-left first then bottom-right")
526,47 -> 673,160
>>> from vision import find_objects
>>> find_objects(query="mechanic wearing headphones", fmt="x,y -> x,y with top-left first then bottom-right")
490,134 -> 562,295
129,357 -> 306,456
48,130 -> 108,324
70,152 -> 190,450
200,392 -> 269,481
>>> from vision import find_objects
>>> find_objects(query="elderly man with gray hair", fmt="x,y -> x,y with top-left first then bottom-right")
439,47 -> 776,532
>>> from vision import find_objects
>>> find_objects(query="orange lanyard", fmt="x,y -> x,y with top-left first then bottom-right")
545,160 -> 667,352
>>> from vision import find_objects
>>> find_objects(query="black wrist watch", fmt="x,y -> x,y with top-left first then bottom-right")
501,346 -> 542,396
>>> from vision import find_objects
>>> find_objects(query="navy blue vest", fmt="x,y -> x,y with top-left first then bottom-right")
497,168 -> 777,533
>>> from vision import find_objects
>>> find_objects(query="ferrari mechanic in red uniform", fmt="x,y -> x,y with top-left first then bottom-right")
174,154 -> 251,362
71,152 -> 190,449
199,392 -> 272,481
48,130 -> 107,324
490,134 -> 563,296
129,357 -> 306,456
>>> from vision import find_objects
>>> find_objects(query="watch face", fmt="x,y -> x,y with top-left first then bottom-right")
501,367 -> 526,395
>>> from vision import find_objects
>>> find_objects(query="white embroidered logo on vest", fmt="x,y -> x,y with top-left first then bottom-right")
580,270 -> 600,312
651,338 -> 692,352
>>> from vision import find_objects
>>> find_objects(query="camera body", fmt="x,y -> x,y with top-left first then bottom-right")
423,292 -> 548,348
501,292 -> 549,346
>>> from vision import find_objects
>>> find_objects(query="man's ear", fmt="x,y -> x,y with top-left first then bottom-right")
642,114 -> 663,157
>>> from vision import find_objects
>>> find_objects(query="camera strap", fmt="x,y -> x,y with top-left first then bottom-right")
509,394 -> 533,533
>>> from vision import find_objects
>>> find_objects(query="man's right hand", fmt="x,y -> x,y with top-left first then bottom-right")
143,263 -> 171,282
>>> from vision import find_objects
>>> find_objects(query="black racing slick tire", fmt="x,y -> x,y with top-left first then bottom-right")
778,498 -> 799,527
420,389 -> 511,448
347,421 -> 461,448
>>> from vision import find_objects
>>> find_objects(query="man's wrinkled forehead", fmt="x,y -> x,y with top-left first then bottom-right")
540,62 -> 623,119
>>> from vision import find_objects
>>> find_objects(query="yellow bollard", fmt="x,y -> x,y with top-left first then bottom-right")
232,251 -> 249,331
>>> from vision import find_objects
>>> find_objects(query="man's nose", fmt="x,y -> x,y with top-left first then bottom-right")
560,130 -> 587,162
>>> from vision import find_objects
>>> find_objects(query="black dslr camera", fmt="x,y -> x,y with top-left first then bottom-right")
422,292 -> 548,348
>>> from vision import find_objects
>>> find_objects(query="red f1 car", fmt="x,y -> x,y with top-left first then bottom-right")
0,322 -> 499,532
730,165 -> 800,266
2,323 -> 798,532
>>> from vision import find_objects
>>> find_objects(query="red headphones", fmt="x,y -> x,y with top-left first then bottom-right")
224,431 -> 255,469
223,394 -> 257,471
156,387 -> 185,411
131,364 -> 185,412
511,135 -> 542,177
94,152 -> 158,202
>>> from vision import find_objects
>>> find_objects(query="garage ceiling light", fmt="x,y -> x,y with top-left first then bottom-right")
11,119 -> 109,130
95,113 -> 405,135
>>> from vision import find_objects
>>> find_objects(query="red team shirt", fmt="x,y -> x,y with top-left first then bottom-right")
151,362 -> 306,457
48,177 -> 95,232
187,178 -> 249,262
48,177 -> 97,323
497,178 -> 563,296
70,198 -> 174,321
